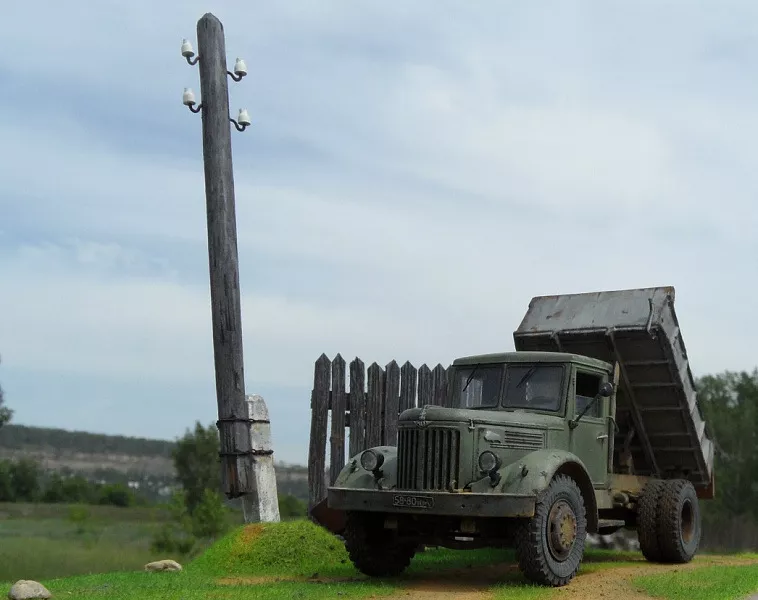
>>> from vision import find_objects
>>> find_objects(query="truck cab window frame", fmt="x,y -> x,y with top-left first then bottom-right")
452,363 -> 504,409
575,369 -> 605,419
502,364 -> 565,413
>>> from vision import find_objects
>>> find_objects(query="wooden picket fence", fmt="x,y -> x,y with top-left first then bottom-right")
308,353 -> 451,509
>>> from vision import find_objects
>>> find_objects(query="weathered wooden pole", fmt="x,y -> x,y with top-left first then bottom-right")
178,13 -> 255,506
182,12 -> 279,523
195,12 -> 253,503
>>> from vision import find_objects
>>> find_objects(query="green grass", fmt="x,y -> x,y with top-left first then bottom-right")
634,563 -> 758,600
1,521 -> 398,600
0,502 -> 168,582
3,572 -> 394,600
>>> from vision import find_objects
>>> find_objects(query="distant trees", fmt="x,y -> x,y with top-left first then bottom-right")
0,356 -> 12,429
152,422 -> 230,556
696,369 -> 758,522
172,422 -> 223,514
0,457 -> 138,506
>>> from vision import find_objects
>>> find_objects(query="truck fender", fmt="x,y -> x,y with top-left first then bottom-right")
472,449 -> 599,533
332,445 -> 399,491
310,445 -> 398,536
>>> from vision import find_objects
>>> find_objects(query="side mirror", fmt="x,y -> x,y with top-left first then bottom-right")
569,381 -> 614,430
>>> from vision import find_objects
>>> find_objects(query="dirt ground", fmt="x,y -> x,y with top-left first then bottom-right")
386,554 -> 758,600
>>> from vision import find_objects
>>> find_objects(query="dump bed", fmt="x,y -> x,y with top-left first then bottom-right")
513,286 -> 714,489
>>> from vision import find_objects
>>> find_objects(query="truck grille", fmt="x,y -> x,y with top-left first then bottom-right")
397,427 -> 460,491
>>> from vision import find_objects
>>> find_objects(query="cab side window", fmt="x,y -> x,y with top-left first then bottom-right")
575,371 -> 603,418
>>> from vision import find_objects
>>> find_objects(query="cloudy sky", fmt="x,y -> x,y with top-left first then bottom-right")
1,1 -> 757,464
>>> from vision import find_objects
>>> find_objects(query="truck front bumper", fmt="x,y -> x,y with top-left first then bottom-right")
328,487 -> 536,518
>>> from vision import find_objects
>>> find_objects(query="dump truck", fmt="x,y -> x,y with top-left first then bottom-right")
314,286 -> 715,587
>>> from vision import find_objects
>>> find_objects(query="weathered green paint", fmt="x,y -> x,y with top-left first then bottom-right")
452,350 -> 612,372
334,446 -> 399,490
315,287 -> 711,587
326,354 -> 622,537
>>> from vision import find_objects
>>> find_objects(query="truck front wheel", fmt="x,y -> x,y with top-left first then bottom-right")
514,474 -> 587,587
343,511 -> 416,577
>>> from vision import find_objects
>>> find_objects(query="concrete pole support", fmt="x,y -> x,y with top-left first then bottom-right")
241,394 -> 280,523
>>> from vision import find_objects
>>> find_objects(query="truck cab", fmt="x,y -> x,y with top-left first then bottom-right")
433,351 -> 616,491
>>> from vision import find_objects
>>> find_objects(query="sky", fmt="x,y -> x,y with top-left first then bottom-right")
1,1 -> 757,465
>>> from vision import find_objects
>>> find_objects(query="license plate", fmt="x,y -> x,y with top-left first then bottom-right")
392,494 -> 434,509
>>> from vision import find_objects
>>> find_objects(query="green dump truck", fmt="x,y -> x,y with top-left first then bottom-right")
315,287 -> 715,587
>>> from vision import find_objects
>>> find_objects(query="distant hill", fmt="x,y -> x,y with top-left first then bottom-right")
0,424 -> 309,503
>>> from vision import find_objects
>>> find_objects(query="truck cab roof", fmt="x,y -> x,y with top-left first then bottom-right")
452,350 -> 613,372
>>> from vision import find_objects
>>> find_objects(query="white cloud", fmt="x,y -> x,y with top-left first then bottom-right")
1,1 -> 758,462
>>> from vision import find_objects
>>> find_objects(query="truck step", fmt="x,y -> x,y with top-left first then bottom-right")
598,519 -> 625,528
597,519 -> 626,534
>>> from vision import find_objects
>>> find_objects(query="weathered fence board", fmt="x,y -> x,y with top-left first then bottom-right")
328,354 -> 347,486
308,354 -> 450,510
348,358 -> 365,457
383,361 -> 400,445
365,363 -> 384,449
400,361 -> 417,412
308,354 -> 330,509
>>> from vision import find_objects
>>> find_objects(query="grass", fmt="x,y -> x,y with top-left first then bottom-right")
7,572 -> 394,600
0,502 -> 168,582
634,563 -> 758,600
1,520 -> 398,600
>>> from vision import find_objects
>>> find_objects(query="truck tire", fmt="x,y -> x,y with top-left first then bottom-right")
343,511 -> 416,577
637,479 -> 665,562
657,479 -> 701,563
514,474 -> 587,587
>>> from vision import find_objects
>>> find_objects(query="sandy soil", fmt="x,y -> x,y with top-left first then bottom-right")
386,554 -> 758,600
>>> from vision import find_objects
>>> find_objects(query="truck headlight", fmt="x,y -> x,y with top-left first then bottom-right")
478,451 -> 500,474
360,449 -> 384,473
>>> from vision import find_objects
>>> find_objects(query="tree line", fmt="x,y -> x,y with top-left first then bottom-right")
0,424 -> 175,458
0,457 -> 140,507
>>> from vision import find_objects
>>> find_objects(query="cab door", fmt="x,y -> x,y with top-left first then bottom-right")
568,366 -> 610,487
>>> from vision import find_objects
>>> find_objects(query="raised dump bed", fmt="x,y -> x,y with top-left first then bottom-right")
513,286 -> 714,490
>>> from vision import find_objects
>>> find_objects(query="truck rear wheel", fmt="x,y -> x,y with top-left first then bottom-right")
514,474 -> 587,587
637,479 -> 666,562
343,511 -> 416,577
657,479 -> 701,563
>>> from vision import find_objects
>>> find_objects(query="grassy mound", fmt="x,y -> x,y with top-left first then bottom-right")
189,519 -> 356,579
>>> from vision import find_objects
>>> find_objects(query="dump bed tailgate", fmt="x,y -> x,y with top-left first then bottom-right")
513,286 -> 714,489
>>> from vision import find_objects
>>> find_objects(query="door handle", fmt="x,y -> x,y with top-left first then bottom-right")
596,434 -> 608,441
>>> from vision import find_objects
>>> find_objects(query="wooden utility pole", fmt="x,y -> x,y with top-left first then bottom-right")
181,12 -> 279,522
193,13 -> 252,500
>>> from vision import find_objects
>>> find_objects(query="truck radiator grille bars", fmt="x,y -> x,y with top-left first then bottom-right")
397,427 -> 460,491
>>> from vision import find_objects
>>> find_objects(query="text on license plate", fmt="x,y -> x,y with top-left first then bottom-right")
392,494 -> 434,509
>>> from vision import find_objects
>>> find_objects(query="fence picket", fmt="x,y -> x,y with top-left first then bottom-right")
349,358 -> 365,457
365,363 -> 384,448
308,354 -> 330,509
329,354 -> 347,485
383,360 -> 400,445
400,361 -> 418,412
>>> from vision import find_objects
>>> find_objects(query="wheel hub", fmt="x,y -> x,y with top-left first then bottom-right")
680,498 -> 695,544
547,500 -> 577,561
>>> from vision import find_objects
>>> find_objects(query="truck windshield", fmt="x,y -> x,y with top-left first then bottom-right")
503,364 -> 564,411
452,364 -> 503,409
